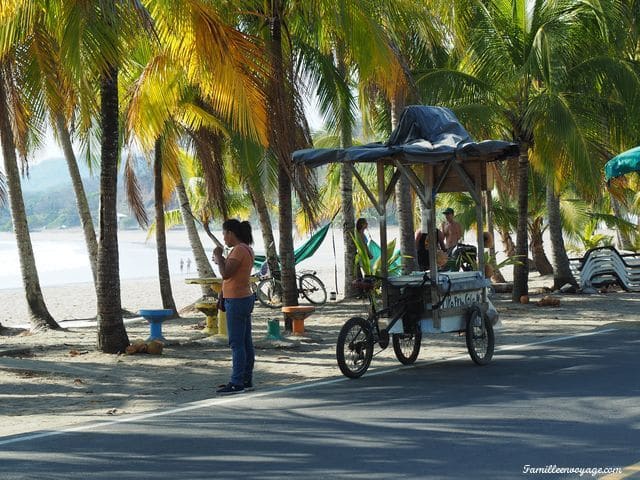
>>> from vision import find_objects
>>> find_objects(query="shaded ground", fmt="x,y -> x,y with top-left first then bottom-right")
1,287 -> 639,438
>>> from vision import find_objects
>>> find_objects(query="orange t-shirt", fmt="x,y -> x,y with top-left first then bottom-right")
222,243 -> 254,298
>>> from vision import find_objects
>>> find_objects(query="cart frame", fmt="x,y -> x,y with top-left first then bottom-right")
293,106 -> 518,377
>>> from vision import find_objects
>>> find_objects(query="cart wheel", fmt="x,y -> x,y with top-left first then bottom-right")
336,317 -> 374,378
392,332 -> 422,365
466,306 -> 495,365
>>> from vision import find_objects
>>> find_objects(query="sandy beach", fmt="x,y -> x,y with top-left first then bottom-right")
2,268 -> 639,439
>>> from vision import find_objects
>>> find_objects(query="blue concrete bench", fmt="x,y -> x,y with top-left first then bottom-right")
139,309 -> 174,342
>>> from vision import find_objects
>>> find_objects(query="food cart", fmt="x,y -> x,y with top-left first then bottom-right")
293,106 -> 519,378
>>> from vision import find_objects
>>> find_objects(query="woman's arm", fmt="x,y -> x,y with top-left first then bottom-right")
213,246 -> 246,279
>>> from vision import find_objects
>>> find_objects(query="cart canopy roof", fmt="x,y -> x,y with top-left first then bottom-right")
293,106 -> 518,168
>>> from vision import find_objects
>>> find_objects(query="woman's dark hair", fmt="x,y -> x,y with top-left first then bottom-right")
356,218 -> 368,231
222,219 -> 253,245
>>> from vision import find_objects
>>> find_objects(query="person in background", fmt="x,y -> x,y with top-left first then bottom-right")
414,227 -> 446,271
212,219 -> 255,395
441,207 -> 463,253
355,218 -> 373,260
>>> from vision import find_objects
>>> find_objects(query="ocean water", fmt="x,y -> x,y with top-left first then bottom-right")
0,224 -> 407,292
0,230 -> 193,290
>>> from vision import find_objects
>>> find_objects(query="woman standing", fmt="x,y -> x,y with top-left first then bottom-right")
212,219 -> 255,395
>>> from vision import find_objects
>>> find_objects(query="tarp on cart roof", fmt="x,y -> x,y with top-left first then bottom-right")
292,105 -> 518,167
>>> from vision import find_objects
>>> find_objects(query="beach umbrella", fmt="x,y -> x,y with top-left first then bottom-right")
604,146 -> 640,181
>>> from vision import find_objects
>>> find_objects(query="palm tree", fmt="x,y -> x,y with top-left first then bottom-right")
0,3 -> 70,331
174,165 -> 215,283
96,61 -> 129,353
21,16 -> 102,288
153,137 -> 178,315
123,2 -> 271,287
363,3 -> 448,275
420,0 -> 638,301
301,1 -> 448,282
54,114 -> 99,286
528,172 -> 553,275
241,0 -> 320,306
546,181 -> 577,288
0,60 -> 59,331
229,135 -> 280,280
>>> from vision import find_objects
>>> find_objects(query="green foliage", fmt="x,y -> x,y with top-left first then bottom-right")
628,231 -> 640,253
456,249 -> 524,273
352,231 -> 373,276
351,232 -> 402,277
567,220 -> 614,254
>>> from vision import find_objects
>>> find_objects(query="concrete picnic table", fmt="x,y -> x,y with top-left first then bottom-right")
184,277 -> 226,341
185,276 -> 259,341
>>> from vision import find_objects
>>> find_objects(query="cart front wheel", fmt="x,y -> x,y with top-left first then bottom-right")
392,331 -> 422,365
336,317 -> 374,378
466,306 -> 495,365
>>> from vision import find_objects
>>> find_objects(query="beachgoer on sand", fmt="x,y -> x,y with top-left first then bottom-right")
186,258 -> 191,272
212,219 -> 255,395
355,218 -> 373,260
180,258 -> 184,273
355,218 -> 372,283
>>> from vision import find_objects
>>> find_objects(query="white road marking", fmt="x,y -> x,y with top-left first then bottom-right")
0,327 -> 618,446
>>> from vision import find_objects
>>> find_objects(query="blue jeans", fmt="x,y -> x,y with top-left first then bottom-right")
224,296 -> 255,386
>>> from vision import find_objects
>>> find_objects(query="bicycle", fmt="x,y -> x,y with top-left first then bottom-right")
255,270 -> 327,308
336,273 -> 494,378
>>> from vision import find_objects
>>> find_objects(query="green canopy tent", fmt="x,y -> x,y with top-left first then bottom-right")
605,146 -> 640,181
253,222 -> 332,270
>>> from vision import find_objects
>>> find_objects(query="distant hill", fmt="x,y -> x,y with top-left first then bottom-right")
0,156 -> 158,231
20,157 -> 93,193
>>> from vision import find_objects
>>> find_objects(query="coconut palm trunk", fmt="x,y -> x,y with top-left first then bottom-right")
247,179 -> 279,280
54,113 -> 99,287
529,216 -> 553,275
267,6 -> 298,306
175,178 -> 215,296
391,96 -> 416,274
610,197 -> 633,250
0,70 -> 58,331
341,163 -> 357,295
546,182 -> 577,289
499,228 -> 517,257
334,46 -> 357,297
485,191 -> 506,282
96,65 -> 129,353
277,163 -> 297,305
154,139 -> 177,315
512,149 -> 530,301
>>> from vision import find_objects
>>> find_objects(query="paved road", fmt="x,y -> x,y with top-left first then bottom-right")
1,328 -> 638,480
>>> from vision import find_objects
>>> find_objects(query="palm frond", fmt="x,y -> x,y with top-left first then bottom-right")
124,152 -> 149,228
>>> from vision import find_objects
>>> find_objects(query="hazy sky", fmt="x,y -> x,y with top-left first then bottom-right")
0,95 -> 324,171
